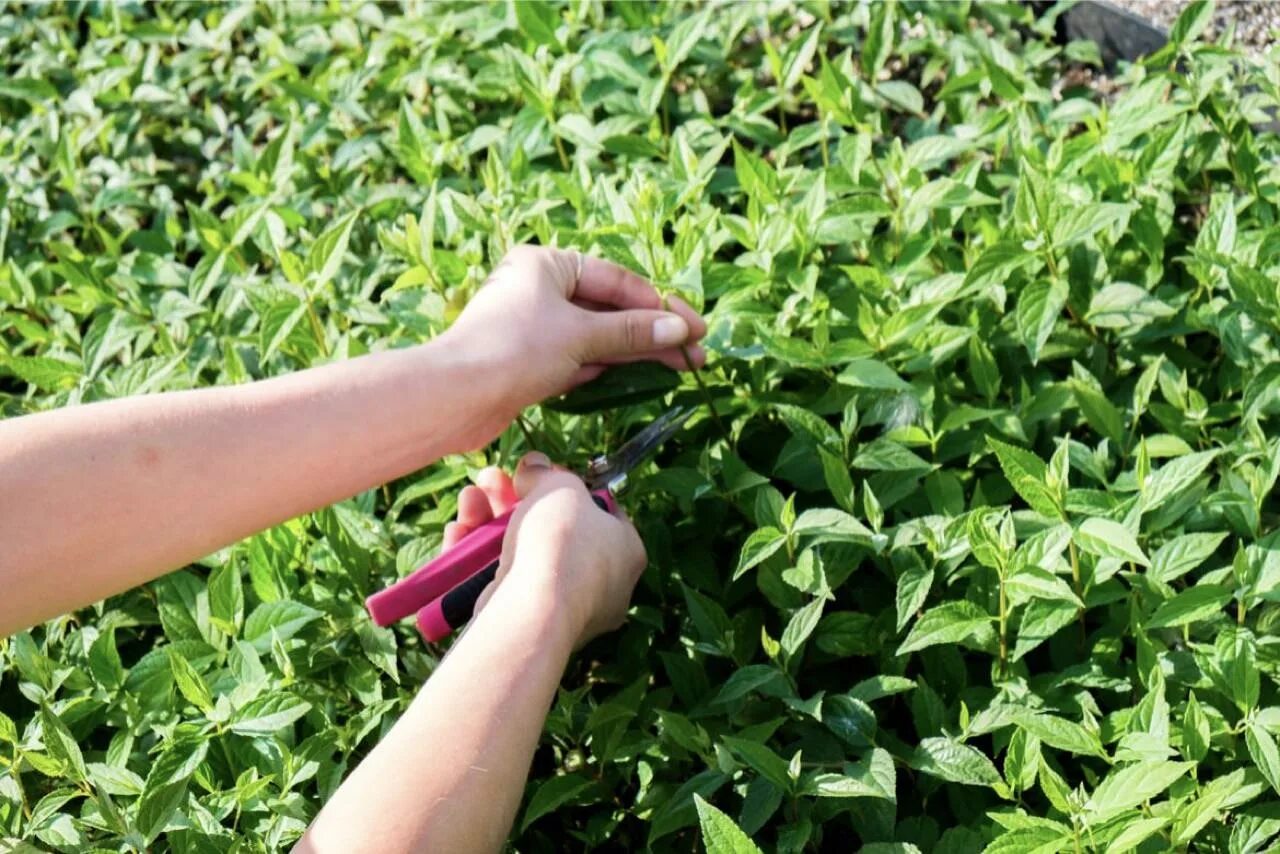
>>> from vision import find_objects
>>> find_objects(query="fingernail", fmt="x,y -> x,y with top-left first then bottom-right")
653,315 -> 689,347
521,452 -> 551,470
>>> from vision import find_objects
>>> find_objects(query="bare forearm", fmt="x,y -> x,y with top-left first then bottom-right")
0,335 -> 504,635
298,577 -> 574,853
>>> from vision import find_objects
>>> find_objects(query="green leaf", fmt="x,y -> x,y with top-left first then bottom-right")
167,650 -> 214,715
1013,599 -> 1078,661
722,737 -> 793,791
836,358 -> 911,392
1247,722 -> 1280,795
1180,692 -> 1210,763
208,562 -> 244,634
1141,450 -> 1220,513
1218,628 -> 1260,714
877,80 -> 923,114
1051,203 -> 1132,248
230,693 -> 312,736
306,211 -> 358,293
1150,532 -> 1228,583
1146,585 -> 1231,629
984,826 -> 1074,854
1015,279 -> 1068,364
1171,769 -> 1244,845
823,695 -> 876,747
802,748 -> 896,801
792,508 -> 872,541
1074,518 -> 1149,566
88,629 -> 125,691
781,597 -> 825,657
849,676 -> 916,704
1069,379 -> 1126,448
714,665 -> 788,704
514,0 -> 561,47
897,601 -> 993,656
895,564 -> 934,632
1085,760 -> 1193,824
547,362 -> 680,413
1005,566 -> 1082,607
1169,0 -> 1213,44
520,774 -> 597,831
910,737 -> 1002,788
0,77 -> 58,102
734,527 -> 786,581
39,706 -> 86,782
664,8 -> 712,71
243,600 -> 323,652
815,612 -> 878,657
986,437 -> 1060,518
852,439 -> 932,473
695,794 -> 765,854
1103,817 -> 1170,853
732,138 -> 778,204
1009,710 -> 1106,758
136,739 -> 208,842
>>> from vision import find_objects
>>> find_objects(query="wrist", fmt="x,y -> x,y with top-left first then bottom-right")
480,562 -> 582,654
420,329 -> 522,454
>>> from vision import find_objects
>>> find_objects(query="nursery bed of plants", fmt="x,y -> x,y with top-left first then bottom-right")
2,1 -> 1280,851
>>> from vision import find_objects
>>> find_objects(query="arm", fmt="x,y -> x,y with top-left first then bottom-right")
0,245 -> 705,636
296,457 -> 646,853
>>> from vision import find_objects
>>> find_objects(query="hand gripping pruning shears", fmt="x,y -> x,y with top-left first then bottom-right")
365,406 -> 693,642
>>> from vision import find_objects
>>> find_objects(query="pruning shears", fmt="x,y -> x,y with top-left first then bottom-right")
366,406 -> 694,642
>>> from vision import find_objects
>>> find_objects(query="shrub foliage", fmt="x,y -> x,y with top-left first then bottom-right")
2,1 -> 1280,851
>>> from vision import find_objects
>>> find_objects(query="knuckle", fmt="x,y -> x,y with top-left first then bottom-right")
505,243 -> 540,265
625,314 -> 645,352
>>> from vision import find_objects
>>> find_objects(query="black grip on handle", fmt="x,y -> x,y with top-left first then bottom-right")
440,559 -> 499,630
438,494 -> 610,633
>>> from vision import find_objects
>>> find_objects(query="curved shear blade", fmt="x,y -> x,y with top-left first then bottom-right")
585,405 -> 694,491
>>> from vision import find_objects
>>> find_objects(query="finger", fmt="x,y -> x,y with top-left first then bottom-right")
486,244 -> 559,291
571,296 -> 609,312
568,364 -> 607,388
578,309 -> 692,362
456,486 -> 493,530
574,255 -> 663,309
442,521 -> 468,550
590,343 -> 707,371
662,294 -> 708,340
475,466 -> 518,515
512,451 -> 555,499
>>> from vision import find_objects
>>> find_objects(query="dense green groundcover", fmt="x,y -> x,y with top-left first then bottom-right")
2,0 -> 1280,851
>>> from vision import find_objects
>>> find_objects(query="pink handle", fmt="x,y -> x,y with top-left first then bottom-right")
414,489 -> 619,642
365,506 -> 516,626
417,596 -> 454,642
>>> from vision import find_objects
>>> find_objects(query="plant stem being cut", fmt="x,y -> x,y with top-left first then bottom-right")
664,293 -> 730,444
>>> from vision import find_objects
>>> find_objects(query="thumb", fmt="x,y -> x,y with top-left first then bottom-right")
579,310 -> 690,362
512,451 -> 555,499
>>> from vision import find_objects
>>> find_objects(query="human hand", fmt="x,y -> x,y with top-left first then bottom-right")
441,245 -> 707,434
444,453 -> 647,649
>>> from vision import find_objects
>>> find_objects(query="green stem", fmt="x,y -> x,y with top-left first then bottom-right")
680,344 -> 729,444
515,414 -> 538,453
305,300 -> 330,358
819,113 -> 829,169
662,293 -> 730,444
1068,539 -> 1085,647
553,133 -> 570,171
1044,248 -> 1059,280
998,571 -> 1008,677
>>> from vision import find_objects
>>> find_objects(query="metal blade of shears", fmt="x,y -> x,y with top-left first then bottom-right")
583,405 -> 694,493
